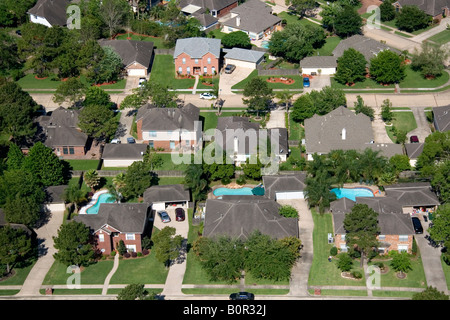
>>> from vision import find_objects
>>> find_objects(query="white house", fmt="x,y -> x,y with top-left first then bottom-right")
299,56 -> 337,76
28,0 -> 70,28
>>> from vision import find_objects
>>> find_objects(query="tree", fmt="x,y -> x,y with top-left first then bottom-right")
83,86 -> 112,107
63,184 -> 87,213
6,143 -> 25,170
291,94 -> 316,122
412,286 -> 449,300
184,164 -> 208,202
335,48 -> 367,85
353,95 -> 375,121
143,147 -> 163,171
143,81 -> 178,108
242,77 -> 274,117
0,226 -> 32,275
379,0 -> 396,22
389,154 -> 411,174
221,31 -> 252,49
390,251 -> 412,277
99,0 -> 131,37
112,172 -> 127,193
320,2 -> 344,33
23,142 -> 66,186
333,5 -> 363,37
278,205 -> 299,218
370,50 -> 405,84
53,77 -> 87,107
83,169 -> 101,193
305,167 -> 336,213
343,204 -> 379,267
336,252 -> 353,272
122,161 -> 153,199
241,157 -> 263,180
411,42 -> 449,79
380,99 -> 394,123
395,5 -> 430,32
92,46 -> 123,84
358,148 -> 387,183
0,30 -> 21,76
152,226 -> 184,268
275,90 -> 295,111
78,104 -> 118,142
53,221 -> 95,267
117,283 -> 157,300
428,203 -> 450,244
285,0 -> 316,17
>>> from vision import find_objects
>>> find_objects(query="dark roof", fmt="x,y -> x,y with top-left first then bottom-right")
102,144 -> 148,160
300,56 -> 337,68
74,203 -> 150,234
216,116 -> 260,154
28,0 -> 70,26
98,39 -> 154,69
262,173 -> 307,200
143,184 -> 191,203
333,35 -> 400,64
44,185 -> 68,204
179,0 -> 238,12
384,182 -> 440,206
173,37 -> 221,59
0,209 -> 36,237
433,105 -> 450,132
191,12 -> 219,28
136,103 -> 200,131
223,0 -> 281,34
405,143 -> 424,159
395,0 -> 450,17
203,198 -> 299,240
269,127 -> 289,156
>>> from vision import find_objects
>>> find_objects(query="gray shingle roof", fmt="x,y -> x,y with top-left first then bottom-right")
224,47 -> 265,63
179,0 -> 238,12
98,39 -> 154,69
203,198 -> 299,240
215,116 -> 260,154
405,143 -> 424,159
191,12 -> 219,28
44,185 -> 68,204
28,0 -> 70,26
102,144 -> 148,160
74,203 -> 150,233
433,105 -> 450,132
384,182 -> 440,206
143,184 -> 191,203
364,143 -> 404,158
300,56 -> 337,68
136,103 -> 200,131
174,37 -> 221,59
262,173 -> 307,200
395,0 -> 450,17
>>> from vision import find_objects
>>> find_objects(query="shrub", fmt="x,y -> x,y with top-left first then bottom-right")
352,271 -> 363,279
278,205 -> 299,218
142,249 -> 150,255
330,246 -> 338,256
110,251 -> 116,257
137,252 -> 143,257
374,262 -> 385,269
131,252 -> 138,258
221,177 -> 231,185
336,253 -> 353,272
236,175 -> 247,185
123,252 -> 131,258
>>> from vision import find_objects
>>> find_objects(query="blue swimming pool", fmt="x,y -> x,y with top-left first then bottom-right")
213,187 -> 254,196
330,188 -> 374,201
86,193 -> 115,214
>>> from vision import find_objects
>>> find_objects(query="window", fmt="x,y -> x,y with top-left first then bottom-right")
195,59 -> 199,64
186,140 -> 190,146
398,245 -> 408,252
399,235 -> 409,242
170,141 -> 175,149
98,234 -> 105,242
69,147 -> 74,155
207,58 -> 211,64
379,235 -> 386,241
341,234 -> 346,241
204,66 -> 208,74
340,244 -> 348,252
186,67 -> 190,74
178,66 -> 182,74
149,131 -> 157,137
126,245 -> 136,252
182,57 -> 186,64
63,147 -> 68,154
149,141 -> 154,149
211,66 -> 215,74
228,27 -> 233,32
126,233 -> 135,241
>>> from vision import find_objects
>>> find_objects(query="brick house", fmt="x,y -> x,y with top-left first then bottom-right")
74,203 -> 151,255
173,37 -> 221,76
330,197 -> 415,254
393,0 -> 450,22
135,103 -> 202,151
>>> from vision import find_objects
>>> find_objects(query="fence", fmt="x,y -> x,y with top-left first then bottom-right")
257,68 -> 300,76
72,169 -> 185,177
154,48 -> 175,55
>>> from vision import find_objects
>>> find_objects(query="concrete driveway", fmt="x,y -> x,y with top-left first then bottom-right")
303,75 -> 331,93
266,109 -> 286,129
406,107 -> 432,143
153,205 -> 189,238
218,66 -> 254,95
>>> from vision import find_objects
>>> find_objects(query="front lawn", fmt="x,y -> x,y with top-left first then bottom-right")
42,260 -> 114,285
385,111 -> 417,143
428,30 -> 450,46
17,74 -> 126,90
331,77 -> 395,89
0,262 -> 35,286
399,66 -> 450,88
232,70 -> 303,90
200,111 -> 239,131
149,55 -> 196,89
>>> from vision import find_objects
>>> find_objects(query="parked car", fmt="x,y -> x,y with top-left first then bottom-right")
127,137 -> 136,144
199,92 -> 216,100
111,138 -> 121,144
303,77 -> 310,88
138,77 -> 147,88
15,29 -> 21,36
157,210 -> 171,223
175,208 -> 185,221
411,217 -> 423,234
410,135 -> 419,143
224,64 -> 236,74
229,292 -> 254,300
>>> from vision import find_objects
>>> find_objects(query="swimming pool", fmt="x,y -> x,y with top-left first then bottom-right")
261,40 -> 270,49
330,188 -> 374,201
85,192 -> 115,214
213,187 -> 254,196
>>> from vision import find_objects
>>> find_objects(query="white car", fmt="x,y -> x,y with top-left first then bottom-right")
138,78 -> 147,88
199,92 -> 216,100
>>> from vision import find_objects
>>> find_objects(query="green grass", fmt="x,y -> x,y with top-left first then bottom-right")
0,290 -> 20,296
395,31 -> 413,38
372,290 -> 415,298
207,28 -> 227,40
313,36 -> 342,56
156,153 -> 192,171
441,256 -> 450,290
182,288 -> 290,295
66,159 -> 100,171
149,55 -> 196,89
278,11 -> 301,26
427,30 -> 450,46
42,260 -> 114,285
381,19 -> 439,35
0,262 -> 36,286
109,252 -> 169,284
369,257 -> 427,288
232,70 -> 303,90
309,289 -> 368,296
115,33 -> 172,49
288,117 -> 303,141
156,177 -> 185,185
40,289 -> 103,295
280,147 -> 303,171
331,77 -> 395,89
16,74 -> 126,90
385,111 -> 417,143
399,66 -> 450,88
200,111 -> 245,131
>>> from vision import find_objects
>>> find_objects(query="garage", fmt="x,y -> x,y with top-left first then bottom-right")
299,56 -> 337,75
262,173 -> 307,201
143,184 -> 191,211
275,191 -> 304,200
224,47 -> 265,70
102,143 -> 148,168
126,62 -> 148,77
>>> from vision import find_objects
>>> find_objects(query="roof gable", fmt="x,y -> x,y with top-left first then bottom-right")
28,0 -> 70,26
174,37 -> 221,59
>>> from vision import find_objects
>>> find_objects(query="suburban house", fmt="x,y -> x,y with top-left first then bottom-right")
74,203 -> 151,255
179,0 -> 239,18
43,185 -> 67,212
332,35 -> 400,65
36,107 -> 89,159
330,197 -> 415,254
173,37 -> 221,76
405,143 -> 424,167
304,106 -> 403,160
143,184 -> 190,211
102,143 -> 148,168
98,39 -> 154,77
221,0 -> 282,41
28,0 -> 71,28
383,182 -> 440,213
191,11 -> 219,31
299,56 -> 337,75
393,0 -> 450,21
262,173 -> 307,200
223,47 -> 265,69
433,105 -> 450,132
135,103 -> 202,151
203,198 -> 299,240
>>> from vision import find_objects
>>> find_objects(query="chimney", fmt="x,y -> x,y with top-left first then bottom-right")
341,128 -> 346,140
236,15 -> 240,27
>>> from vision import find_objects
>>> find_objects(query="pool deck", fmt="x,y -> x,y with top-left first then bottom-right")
79,189 -> 110,214
339,183 -> 384,197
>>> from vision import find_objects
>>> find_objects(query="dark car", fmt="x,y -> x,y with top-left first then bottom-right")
175,208 -> 185,221
411,217 -> 423,234
157,210 -> 171,223
127,137 -> 136,144
224,64 -> 236,74
229,292 -> 255,300
410,135 -> 419,143
15,29 -> 21,36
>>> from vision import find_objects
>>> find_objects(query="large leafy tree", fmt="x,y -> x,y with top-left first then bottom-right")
285,0 -> 316,17
369,50 -> 405,84
390,251 -> 412,277
335,48 -> 367,85
305,165 -> 336,213
0,0 -> 36,27
98,0 -> 131,37
333,5 -> 362,37
78,104 -> 118,142
395,5 -> 430,32
53,221 -> 95,267
358,148 -> 388,183
184,164 -> 208,202
221,31 -> 252,49
379,0 -> 396,22
152,226 -> 184,268
353,95 -> 374,121
411,42 -> 449,79
343,204 -> 380,267
242,77 -> 274,117
0,30 -> 21,76
428,204 -> 450,244
53,77 -> 87,107
0,226 -> 32,275
122,161 -> 154,199
83,86 -> 112,107
117,283 -> 157,300
412,286 -> 449,300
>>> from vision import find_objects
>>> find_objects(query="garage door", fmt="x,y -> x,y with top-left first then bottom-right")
127,68 -> 146,76
275,192 -> 304,200
152,202 -> 165,211
225,59 -> 255,69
